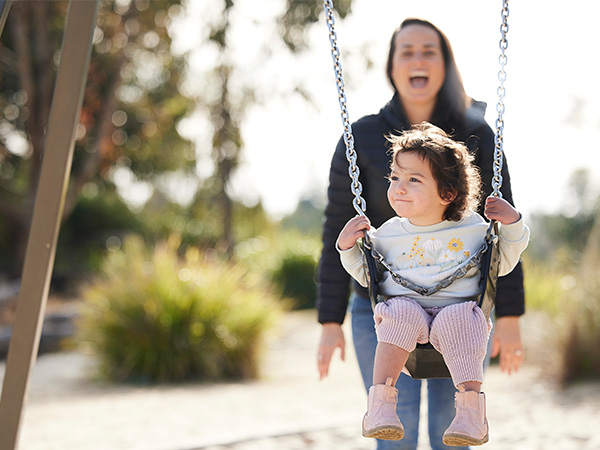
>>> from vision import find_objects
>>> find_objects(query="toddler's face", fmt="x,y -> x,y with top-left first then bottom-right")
387,151 -> 450,226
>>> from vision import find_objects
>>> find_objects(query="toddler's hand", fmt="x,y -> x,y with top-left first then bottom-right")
484,196 -> 520,225
338,215 -> 371,250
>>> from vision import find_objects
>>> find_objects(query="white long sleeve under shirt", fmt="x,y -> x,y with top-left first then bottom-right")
338,212 -> 530,309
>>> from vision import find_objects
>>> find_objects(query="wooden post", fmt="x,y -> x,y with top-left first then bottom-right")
0,1 -> 98,449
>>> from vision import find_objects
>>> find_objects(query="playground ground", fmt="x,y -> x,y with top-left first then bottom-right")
1,309 -> 600,450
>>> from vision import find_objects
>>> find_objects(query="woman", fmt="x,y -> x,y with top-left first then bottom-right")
316,18 -> 525,450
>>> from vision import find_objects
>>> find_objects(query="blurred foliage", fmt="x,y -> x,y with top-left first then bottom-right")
558,201 -> 600,383
271,252 -> 318,309
527,211 -> 594,269
0,0 -> 352,388
233,228 -> 321,310
54,186 -> 145,288
0,0 -> 352,279
521,257 -> 568,317
142,184 -> 276,252
202,0 -> 243,258
51,184 -> 278,290
76,235 -> 286,383
522,169 -> 600,384
526,169 -> 599,270
180,0 -> 354,257
0,0 -> 193,276
281,198 -> 325,236
87,0 -> 194,177
279,0 -> 352,51
559,266 -> 600,384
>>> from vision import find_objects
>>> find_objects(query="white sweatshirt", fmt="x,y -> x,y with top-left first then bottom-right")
338,212 -> 530,308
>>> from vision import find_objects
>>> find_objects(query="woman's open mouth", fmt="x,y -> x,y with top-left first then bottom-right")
410,76 -> 429,89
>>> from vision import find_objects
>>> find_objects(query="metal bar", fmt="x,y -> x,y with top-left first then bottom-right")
0,1 -> 99,448
0,0 -> 12,37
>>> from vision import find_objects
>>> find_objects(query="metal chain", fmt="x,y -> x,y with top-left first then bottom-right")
493,0 -> 510,197
364,222 -> 497,297
323,0 -> 508,296
323,0 -> 366,217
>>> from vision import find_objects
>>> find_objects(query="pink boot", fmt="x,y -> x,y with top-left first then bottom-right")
362,377 -> 404,440
443,391 -> 489,446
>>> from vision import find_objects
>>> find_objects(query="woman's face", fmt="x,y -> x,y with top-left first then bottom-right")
390,24 -> 446,108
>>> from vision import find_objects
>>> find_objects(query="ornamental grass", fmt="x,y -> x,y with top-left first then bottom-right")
559,269 -> 600,383
76,235 -> 284,383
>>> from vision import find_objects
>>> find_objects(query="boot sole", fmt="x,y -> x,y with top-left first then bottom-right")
443,433 -> 489,446
362,426 -> 404,441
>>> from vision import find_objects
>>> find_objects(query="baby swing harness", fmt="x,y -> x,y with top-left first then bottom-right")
323,0 -> 511,379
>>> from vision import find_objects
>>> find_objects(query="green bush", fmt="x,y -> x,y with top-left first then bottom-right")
522,257 -> 568,316
234,231 -> 320,310
560,271 -> 600,383
272,253 -> 318,310
55,189 -> 146,279
522,258 -> 600,384
76,235 -> 285,383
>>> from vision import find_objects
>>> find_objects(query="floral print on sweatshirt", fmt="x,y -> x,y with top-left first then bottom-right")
394,236 -> 471,270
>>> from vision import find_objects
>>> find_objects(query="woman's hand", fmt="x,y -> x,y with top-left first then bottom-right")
491,316 -> 523,374
317,323 -> 346,380
484,196 -> 521,225
338,215 -> 371,251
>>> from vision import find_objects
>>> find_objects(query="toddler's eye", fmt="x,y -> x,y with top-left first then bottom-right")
409,177 -> 420,183
388,175 -> 399,182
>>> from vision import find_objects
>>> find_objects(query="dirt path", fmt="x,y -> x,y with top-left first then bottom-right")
1,310 -> 599,449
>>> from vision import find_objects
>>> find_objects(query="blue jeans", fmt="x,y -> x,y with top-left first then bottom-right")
351,293 -> 470,450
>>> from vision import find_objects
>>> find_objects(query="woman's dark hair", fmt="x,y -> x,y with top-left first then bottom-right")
387,122 -> 481,221
386,18 -> 469,127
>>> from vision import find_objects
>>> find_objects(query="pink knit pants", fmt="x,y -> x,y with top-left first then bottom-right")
373,297 -> 492,387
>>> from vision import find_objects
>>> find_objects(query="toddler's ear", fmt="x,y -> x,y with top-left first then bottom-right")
441,189 -> 457,205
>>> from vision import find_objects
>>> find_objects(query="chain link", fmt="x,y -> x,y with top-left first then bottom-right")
323,0 -> 366,217
493,0 -> 510,198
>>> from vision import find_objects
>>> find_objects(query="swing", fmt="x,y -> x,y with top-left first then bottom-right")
323,0 -> 510,379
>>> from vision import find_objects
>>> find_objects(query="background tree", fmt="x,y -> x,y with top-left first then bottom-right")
173,0 -> 353,258
0,0 -> 356,279
0,0 -> 193,277
527,169 -> 599,269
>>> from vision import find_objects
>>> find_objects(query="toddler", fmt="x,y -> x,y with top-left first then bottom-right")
337,123 -> 529,446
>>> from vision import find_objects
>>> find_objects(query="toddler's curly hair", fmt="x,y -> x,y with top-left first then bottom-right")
387,122 -> 481,222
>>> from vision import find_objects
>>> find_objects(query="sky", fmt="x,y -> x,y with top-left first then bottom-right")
174,0 -> 600,222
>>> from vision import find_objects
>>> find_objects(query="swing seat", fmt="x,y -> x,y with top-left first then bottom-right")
361,221 -> 500,380
404,343 -> 450,379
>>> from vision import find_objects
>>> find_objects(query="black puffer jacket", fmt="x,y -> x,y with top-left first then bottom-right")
317,93 -> 525,324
